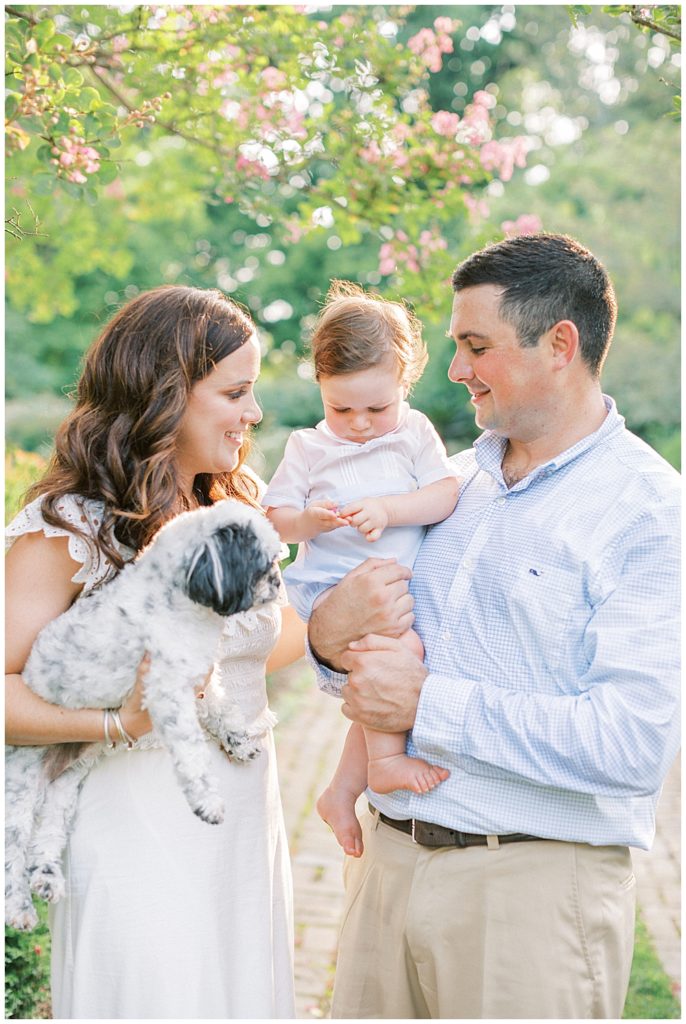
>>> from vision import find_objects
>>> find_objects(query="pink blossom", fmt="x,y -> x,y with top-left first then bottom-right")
480,137 -> 528,182
51,135 -> 101,183
473,90 -> 496,109
359,141 -> 382,163
433,16 -> 457,35
464,193 -> 490,221
261,66 -> 286,89
236,155 -> 271,180
502,214 -> 543,238
213,68 -> 238,88
407,28 -> 446,73
431,110 -> 461,137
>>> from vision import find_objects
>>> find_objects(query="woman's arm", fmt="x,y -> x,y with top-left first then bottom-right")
266,604 -> 306,674
5,532 -> 150,745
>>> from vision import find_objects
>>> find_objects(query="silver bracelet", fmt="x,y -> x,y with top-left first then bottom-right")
102,709 -> 116,749
110,708 -> 136,749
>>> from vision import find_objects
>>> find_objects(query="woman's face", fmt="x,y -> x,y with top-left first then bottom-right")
176,332 -> 262,495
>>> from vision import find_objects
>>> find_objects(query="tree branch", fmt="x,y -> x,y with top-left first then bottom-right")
86,65 -> 231,155
630,6 -> 681,43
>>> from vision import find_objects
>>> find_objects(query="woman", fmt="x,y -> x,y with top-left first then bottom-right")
5,285 -> 305,1018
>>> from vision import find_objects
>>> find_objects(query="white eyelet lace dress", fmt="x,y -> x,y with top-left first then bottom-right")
6,494 -> 295,1020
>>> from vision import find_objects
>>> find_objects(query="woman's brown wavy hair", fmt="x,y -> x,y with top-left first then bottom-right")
25,285 -> 261,571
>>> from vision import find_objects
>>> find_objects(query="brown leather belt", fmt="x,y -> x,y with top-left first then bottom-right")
372,806 -> 547,849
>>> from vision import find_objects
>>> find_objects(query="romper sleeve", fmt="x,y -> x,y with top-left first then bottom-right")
244,469 -> 291,577
5,494 -> 113,592
261,431 -> 312,511
409,410 -> 463,488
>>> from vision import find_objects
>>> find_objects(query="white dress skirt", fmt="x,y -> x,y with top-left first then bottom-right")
49,732 -> 294,1019
8,495 -> 295,1019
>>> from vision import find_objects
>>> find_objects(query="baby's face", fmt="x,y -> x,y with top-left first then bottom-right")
319,358 -> 407,443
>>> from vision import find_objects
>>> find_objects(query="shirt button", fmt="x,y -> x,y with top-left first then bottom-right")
463,558 -> 473,570
496,496 -> 506,505
443,630 -> 451,642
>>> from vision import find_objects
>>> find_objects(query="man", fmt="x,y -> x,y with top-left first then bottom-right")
307,233 -> 680,1019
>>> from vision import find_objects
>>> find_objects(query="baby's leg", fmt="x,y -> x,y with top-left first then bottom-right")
317,722 -> 367,857
365,727 -> 449,795
365,627 -> 448,794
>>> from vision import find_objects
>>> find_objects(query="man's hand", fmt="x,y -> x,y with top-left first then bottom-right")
308,558 -> 414,670
340,634 -> 428,731
339,496 -> 390,542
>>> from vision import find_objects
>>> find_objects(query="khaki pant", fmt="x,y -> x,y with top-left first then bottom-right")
331,810 -> 636,1019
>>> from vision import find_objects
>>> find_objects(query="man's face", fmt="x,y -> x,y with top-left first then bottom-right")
448,284 -> 554,442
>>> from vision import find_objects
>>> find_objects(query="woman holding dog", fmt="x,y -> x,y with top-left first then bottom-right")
5,286 -> 305,1018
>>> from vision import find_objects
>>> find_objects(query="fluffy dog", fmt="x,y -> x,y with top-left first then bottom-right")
5,499 -> 282,931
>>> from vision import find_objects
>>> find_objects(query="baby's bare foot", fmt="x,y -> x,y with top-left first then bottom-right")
368,753 -> 450,795
316,785 -> 363,857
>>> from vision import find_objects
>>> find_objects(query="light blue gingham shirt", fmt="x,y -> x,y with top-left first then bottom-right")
312,397 -> 681,850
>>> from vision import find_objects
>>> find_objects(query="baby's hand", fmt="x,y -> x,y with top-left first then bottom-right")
339,497 -> 389,542
303,499 -> 349,536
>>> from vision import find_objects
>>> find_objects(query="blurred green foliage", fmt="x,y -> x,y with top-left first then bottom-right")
5,5 -> 680,471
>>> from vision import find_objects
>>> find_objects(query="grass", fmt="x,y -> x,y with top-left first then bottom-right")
623,912 -> 681,1019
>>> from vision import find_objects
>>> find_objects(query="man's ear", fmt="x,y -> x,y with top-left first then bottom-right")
547,320 -> 579,370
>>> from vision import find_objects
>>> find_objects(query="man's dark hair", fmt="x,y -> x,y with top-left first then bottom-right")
451,233 -> 617,378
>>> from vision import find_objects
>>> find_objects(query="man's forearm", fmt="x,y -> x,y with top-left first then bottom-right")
308,603 -> 353,671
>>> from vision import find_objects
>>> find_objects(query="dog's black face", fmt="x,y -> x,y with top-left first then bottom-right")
185,523 -> 280,616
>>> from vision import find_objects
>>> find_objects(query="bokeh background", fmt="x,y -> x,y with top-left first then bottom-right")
6,4 -> 680,493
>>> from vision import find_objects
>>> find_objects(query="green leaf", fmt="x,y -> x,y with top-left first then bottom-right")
79,87 -> 102,111
58,179 -> 84,198
35,145 -> 54,165
97,161 -> 119,184
5,94 -> 21,121
47,33 -> 74,52
64,68 -> 84,88
33,19 -> 56,46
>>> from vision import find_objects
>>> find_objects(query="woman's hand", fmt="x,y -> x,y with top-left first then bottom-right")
118,653 -> 154,740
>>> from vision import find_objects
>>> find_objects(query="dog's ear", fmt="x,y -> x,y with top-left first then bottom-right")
185,523 -> 272,616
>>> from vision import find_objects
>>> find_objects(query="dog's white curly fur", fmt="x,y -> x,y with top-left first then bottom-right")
5,500 -> 282,931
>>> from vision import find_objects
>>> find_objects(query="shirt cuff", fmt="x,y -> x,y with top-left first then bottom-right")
304,636 -> 346,697
411,672 -> 477,762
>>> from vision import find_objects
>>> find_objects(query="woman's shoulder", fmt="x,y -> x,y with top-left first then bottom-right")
6,493 -> 110,589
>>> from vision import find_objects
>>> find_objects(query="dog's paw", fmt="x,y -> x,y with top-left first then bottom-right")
6,900 -> 38,932
29,862 -> 66,903
223,732 -> 262,762
192,794 -> 225,826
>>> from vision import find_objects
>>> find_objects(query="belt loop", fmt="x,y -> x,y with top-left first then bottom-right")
486,834 -> 500,851
411,819 -> 417,844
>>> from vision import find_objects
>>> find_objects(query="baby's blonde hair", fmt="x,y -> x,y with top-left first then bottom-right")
310,281 -> 428,389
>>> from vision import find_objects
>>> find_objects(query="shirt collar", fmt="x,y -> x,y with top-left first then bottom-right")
316,401 -> 411,447
473,395 -> 625,488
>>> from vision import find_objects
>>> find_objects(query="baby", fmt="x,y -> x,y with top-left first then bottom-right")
264,281 -> 460,855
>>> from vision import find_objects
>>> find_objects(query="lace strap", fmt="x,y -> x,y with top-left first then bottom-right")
5,494 -> 116,591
